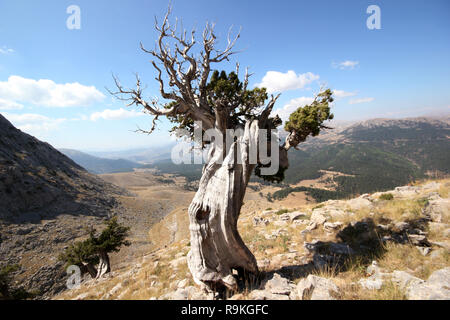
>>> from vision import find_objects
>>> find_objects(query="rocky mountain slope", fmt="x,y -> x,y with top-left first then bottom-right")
0,114 -> 129,297
57,179 -> 450,300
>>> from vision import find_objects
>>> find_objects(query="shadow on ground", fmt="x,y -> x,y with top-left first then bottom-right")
226,216 -> 431,298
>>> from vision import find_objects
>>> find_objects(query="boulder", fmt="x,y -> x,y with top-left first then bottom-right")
406,268 -> 450,300
391,271 -> 425,291
249,290 -> 290,300
289,211 -> 308,221
424,197 -> 450,223
305,222 -> 317,231
310,210 -> 328,225
324,221 -> 343,233
347,198 -> 373,211
297,275 -> 339,300
263,273 -> 293,295
393,186 -> 420,198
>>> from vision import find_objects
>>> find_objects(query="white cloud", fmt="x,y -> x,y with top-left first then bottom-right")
333,90 -> 357,99
0,75 -> 105,107
1,112 -> 66,135
256,70 -> 319,93
90,108 -> 144,121
272,97 -> 315,122
332,60 -> 359,70
0,46 -> 14,54
349,97 -> 374,104
0,98 -> 24,110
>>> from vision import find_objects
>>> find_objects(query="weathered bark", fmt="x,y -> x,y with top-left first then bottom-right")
80,262 -> 98,279
96,251 -> 110,279
187,120 -> 271,292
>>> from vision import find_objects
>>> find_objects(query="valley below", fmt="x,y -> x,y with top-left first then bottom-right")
1,114 -> 449,300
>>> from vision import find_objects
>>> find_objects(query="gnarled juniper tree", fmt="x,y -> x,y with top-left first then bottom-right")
59,217 -> 130,279
110,7 -> 333,292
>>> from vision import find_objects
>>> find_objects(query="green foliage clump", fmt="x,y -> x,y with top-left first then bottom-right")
379,193 -> 394,201
269,186 -> 344,202
284,89 -> 334,143
58,239 -> 99,268
275,209 -> 289,215
167,70 -> 270,141
59,217 -> 130,273
90,217 -> 131,254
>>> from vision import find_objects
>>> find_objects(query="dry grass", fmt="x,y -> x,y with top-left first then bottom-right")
56,178 -> 449,300
373,199 -> 425,223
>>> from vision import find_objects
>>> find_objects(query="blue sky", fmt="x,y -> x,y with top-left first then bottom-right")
0,0 -> 449,151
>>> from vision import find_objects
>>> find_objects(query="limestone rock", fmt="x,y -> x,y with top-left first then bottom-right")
404,268 -> 450,300
424,197 -> 450,223
263,273 -> 293,295
324,221 -> 343,233
249,290 -> 290,300
297,275 -> 339,300
305,222 -> 317,231
391,270 -> 425,291
310,211 -> 328,225
289,211 -> 308,221
393,186 -> 420,198
359,278 -> 383,290
347,198 -> 373,211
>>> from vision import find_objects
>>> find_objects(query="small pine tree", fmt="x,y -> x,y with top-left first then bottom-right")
59,217 -> 130,279
90,217 -> 131,254
284,89 -> 334,144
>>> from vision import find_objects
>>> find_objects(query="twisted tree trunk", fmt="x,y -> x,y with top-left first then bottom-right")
187,120 -> 273,292
96,251 -> 110,279
81,262 -> 98,279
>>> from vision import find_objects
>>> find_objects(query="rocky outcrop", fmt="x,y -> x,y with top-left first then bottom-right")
392,268 -> 450,300
297,275 -> 340,300
0,114 -> 127,221
0,114 -> 129,298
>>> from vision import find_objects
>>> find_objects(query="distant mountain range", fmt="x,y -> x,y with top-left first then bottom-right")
273,116 -> 450,197
58,149 -> 142,174
87,144 -> 175,164
58,116 -> 450,199
149,117 -> 450,198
